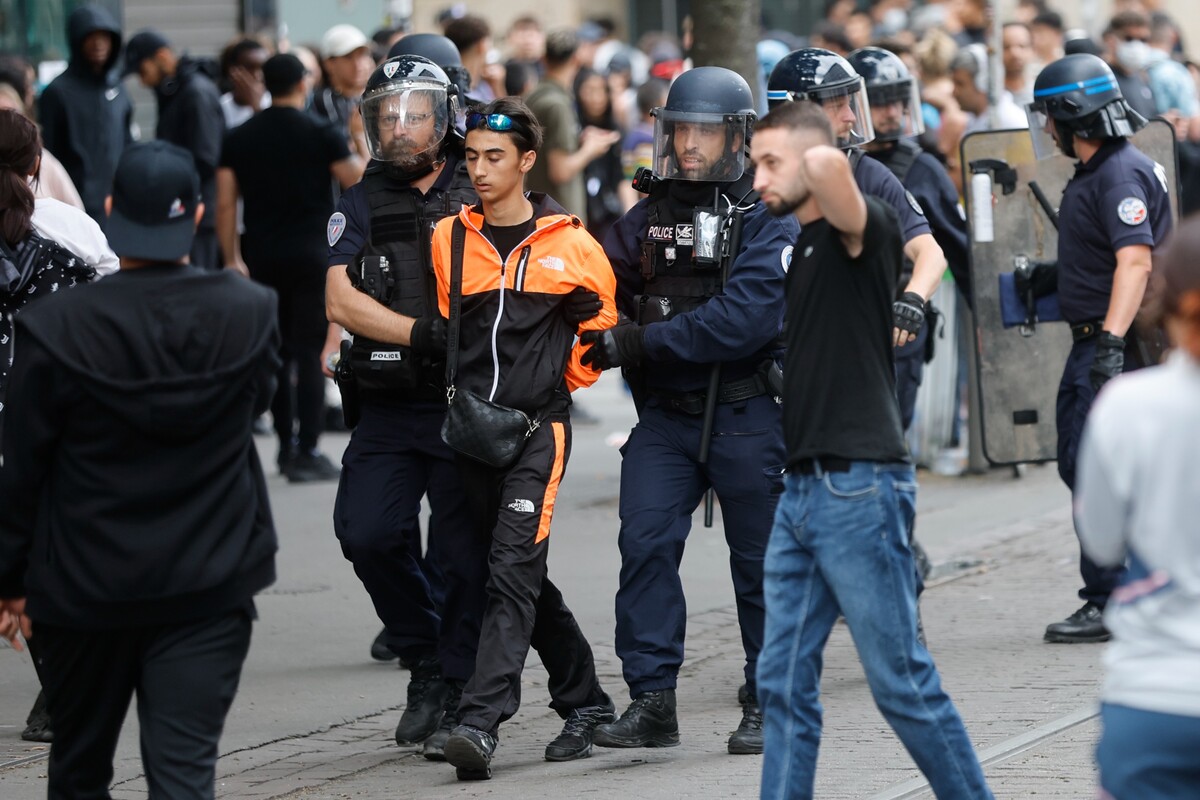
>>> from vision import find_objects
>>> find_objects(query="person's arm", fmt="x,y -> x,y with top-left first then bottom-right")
325,264 -> 417,345
216,167 -> 247,276
331,156 -> 364,189
902,233 -> 947,299
1103,244 -> 1153,338
806,145 -> 868,255
547,126 -> 622,185
564,241 -> 619,392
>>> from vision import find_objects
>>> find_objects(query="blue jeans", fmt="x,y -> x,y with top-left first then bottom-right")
757,462 -> 992,800
1097,703 -> 1200,799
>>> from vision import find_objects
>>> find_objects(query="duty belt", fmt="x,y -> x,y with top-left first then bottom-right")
1070,320 -> 1105,342
649,374 -> 768,416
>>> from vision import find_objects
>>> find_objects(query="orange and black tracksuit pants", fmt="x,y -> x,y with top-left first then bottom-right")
452,414 -> 611,734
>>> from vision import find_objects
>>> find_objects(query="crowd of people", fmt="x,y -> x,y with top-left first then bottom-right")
0,1 -> 1198,798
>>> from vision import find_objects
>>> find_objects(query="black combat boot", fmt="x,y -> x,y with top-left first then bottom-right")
1044,602 -> 1110,643
394,657 -> 448,745
21,690 -> 52,743
592,689 -> 680,748
544,701 -> 617,761
422,680 -> 464,761
727,695 -> 763,754
444,724 -> 497,780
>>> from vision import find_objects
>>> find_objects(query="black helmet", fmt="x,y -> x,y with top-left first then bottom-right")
387,33 -> 472,103
847,47 -> 925,142
1027,53 -> 1146,158
767,48 -> 874,148
651,66 -> 756,182
361,56 -> 457,171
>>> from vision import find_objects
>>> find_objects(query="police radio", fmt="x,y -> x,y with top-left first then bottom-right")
631,166 -> 656,194
351,254 -> 394,304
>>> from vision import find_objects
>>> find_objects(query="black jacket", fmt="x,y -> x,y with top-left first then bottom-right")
155,58 -> 225,230
0,265 -> 280,629
38,5 -> 133,226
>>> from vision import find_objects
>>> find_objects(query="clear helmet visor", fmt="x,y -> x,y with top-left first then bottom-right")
652,109 -> 750,182
1024,104 -> 1060,160
361,85 -> 451,167
808,79 -> 875,148
866,80 -> 925,142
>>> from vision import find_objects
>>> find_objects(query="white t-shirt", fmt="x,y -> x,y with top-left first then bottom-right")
31,197 -> 119,278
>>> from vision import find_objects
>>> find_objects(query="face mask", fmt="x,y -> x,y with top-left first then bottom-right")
1116,39 -> 1151,72
881,8 -> 908,36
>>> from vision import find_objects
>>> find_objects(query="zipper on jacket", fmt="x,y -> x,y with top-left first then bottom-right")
513,245 -> 531,292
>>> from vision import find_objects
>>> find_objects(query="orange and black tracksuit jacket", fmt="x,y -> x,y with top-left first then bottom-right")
431,193 -> 618,417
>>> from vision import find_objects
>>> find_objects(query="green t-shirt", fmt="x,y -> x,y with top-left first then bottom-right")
525,78 -> 587,224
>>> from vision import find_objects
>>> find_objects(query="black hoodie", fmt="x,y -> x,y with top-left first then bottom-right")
155,57 -> 225,231
0,264 -> 280,629
39,6 -> 133,226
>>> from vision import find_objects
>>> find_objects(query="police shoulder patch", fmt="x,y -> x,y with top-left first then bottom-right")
905,191 -> 925,216
327,212 -> 347,246
1117,197 -> 1148,226
780,245 -> 793,273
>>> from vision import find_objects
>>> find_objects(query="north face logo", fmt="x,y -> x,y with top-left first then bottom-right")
538,256 -> 565,272
507,499 -> 535,513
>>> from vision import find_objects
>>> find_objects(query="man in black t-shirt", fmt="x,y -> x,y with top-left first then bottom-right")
217,53 -> 362,482
747,100 -> 993,800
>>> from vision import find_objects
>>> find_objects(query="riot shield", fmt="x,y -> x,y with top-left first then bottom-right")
961,120 -> 1179,465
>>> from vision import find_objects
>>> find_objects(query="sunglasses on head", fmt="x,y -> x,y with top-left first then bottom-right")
467,112 -> 518,132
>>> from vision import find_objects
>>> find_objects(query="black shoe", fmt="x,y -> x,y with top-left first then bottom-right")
545,702 -> 617,761
593,689 -> 680,748
370,629 -> 396,662
444,724 -> 497,780
727,697 -> 763,754
20,690 -> 52,743
394,658 -> 448,745
285,451 -> 341,483
1044,602 -> 1110,643
422,681 -> 464,762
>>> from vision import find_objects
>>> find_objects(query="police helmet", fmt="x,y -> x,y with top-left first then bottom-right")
847,47 -> 924,142
651,66 -> 756,183
361,56 -> 457,170
1026,53 -> 1146,159
767,48 -> 875,148
387,33 -> 472,107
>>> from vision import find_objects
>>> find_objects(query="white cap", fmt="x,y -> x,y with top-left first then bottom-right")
321,24 -> 370,59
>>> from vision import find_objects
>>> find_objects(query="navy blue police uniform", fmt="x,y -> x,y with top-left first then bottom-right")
867,143 -> 971,429
603,180 -> 798,702
1055,138 -> 1171,606
327,153 -> 486,684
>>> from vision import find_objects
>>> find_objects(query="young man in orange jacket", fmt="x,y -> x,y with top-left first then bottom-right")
429,96 -> 618,780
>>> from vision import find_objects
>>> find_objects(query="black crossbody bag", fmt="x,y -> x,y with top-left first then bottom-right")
440,218 -> 540,468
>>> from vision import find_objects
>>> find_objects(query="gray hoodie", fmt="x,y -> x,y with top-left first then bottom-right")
1076,350 -> 1200,717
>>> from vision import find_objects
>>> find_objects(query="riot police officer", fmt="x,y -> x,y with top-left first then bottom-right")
767,48 -> 948,355
849,46 -> 972,431
582,67 -> 799,755
323,55 -> 484,756
387,33 -> 474,109
1026,53 -> 1172,642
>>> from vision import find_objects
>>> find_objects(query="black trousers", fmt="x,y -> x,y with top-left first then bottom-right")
249,264 -> 327,453
334,401 -> 488,679
36,609 -> 252,800
454,417 -> 610,735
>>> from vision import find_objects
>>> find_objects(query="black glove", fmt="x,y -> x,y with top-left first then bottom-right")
563,286 -> 603,326
1013,260 -> 1058,300
892,291 -> 927,336
409,316 -> 448,357
1090,331 -> 1125,392
580,324 -> 645,371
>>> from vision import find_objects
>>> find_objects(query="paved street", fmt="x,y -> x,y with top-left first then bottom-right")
0,373 -> 1106,798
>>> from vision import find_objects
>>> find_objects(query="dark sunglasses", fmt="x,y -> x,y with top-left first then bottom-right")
1119,33 -> 1149,43
467,112 -> 518,132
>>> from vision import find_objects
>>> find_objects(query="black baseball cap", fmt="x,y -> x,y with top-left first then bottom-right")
106,141 -> 200,262
123,29 -> 170,77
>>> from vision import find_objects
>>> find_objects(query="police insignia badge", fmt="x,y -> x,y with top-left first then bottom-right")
327,212 -> 346,246
905,190 -> 925,216
1117,197 -> 1148,226
383,61 -> 400,79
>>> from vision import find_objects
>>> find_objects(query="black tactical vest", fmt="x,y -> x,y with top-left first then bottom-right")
635,174 -> 756,327
349,159 -> 476,400
868,139 -> 923,296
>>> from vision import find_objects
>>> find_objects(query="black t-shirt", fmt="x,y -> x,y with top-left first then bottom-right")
782,196 -> 910,466
220,106 -> 351,270
483,216 -> 537,263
